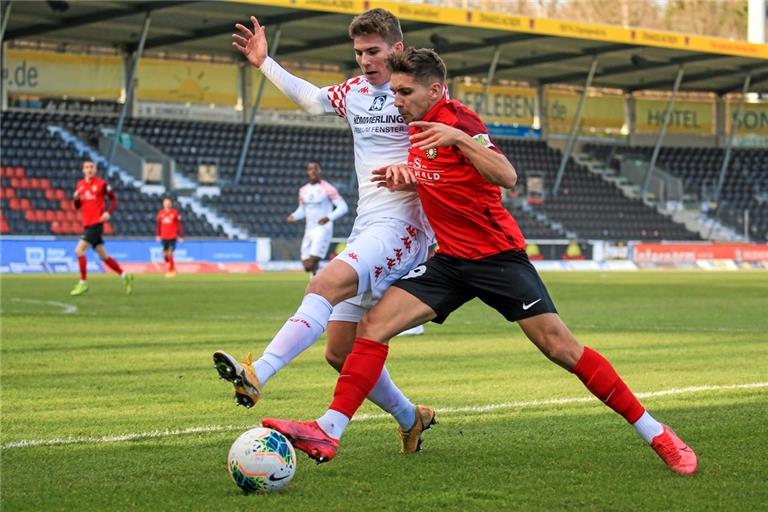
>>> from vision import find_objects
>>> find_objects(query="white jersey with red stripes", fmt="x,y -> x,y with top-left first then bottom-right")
290,180 -> 347,231
319,76 -> 430,235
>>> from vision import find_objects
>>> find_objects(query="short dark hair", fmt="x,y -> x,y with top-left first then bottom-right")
387,47 -> 446,86
348,8 -> 402,45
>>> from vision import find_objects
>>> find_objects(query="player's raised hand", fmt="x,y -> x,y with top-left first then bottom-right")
409,121 -> 464,151
232,16 -> 268,68
371,164 -> 417,191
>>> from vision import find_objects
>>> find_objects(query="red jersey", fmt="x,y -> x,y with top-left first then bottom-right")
407,95 -> 525,259
156,208 -> 183,239
74,177 -> 116,228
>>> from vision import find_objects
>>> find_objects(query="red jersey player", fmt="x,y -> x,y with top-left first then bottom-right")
262,48 -> 698,476
70,159 -> 134,296
155,197 -> 184,277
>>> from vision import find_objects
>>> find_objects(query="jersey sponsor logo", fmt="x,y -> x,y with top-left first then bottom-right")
369,95 -> 386,112
522,298 -> 542,310
425,147 -> 438,160
352,114 -> 404,125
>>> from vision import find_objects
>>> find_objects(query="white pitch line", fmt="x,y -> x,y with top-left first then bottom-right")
2,382 -> 766,450
11,298 -> 78,315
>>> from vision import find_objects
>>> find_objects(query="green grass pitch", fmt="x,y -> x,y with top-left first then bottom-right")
1,271 -> 767,511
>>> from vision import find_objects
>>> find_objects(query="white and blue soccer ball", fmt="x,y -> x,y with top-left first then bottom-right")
227,427 -> 297,494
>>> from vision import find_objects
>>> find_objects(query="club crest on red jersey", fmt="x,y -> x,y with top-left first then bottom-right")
425,147 -> 438,160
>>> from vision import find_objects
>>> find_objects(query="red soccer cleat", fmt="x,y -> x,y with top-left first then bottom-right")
651,424 -> 698,475
262,418 -> 339,464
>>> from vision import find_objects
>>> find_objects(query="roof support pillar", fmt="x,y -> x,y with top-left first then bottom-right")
0,1 -> 12,43
0,1 -> 11,111
107,12 -> 152,174
552,55 -> 598,196
235,26 -> 282,186
714,73 -> 751,206
640,64 -> 684,199
476,45 -> 501,117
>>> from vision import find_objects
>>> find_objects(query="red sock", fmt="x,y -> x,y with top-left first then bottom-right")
104,257 -> 123,275
168,255 -> 175,271
78,255 -> 87,280
572,346 -> 645,424
329,338 -> 389,418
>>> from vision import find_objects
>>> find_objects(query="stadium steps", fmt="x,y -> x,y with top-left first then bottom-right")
48,126 -> 143,189
177,196 -> 248,240
670,208 -> 747,242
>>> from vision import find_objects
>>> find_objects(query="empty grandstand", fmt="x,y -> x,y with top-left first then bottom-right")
1,0 -> 766,272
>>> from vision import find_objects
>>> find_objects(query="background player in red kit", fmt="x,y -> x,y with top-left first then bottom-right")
156,197 -> 184,278
70,159 -> 133,296
263,48 -> 698,476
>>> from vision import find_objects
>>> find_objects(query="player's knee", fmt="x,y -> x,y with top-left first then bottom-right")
324,347 -> 346,372
539,328 -> 581,368
357,313 -> 386,341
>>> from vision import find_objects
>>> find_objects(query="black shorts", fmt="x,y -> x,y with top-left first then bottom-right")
161,239 -> 177,251
392,250 -> 557,324
81,223 -> 104,247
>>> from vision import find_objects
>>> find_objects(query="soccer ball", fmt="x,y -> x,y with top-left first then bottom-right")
227,427 -> 297,494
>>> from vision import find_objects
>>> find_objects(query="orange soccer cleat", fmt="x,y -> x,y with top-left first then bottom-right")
397,405 -> 436,453
651,425 -> 698,475
213,351 -> 261,408
262,418 -> 339,464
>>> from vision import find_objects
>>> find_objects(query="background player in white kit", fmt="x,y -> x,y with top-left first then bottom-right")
287,160 -> 348,276
214,9 -> 436,452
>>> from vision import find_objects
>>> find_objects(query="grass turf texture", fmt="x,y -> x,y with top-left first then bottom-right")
1,271 -> 766,511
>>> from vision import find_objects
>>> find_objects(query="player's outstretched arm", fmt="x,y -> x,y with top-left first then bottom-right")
232,16 -> 326,115
410,121 -> 517,188
232,16 -> 268,68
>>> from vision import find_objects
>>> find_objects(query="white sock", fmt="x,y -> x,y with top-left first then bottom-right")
316,409 -> 349,440
632,410 -> 664,444
367,367 -> 416,430
253,293 -> 333,386
121,272 -> 127,278
80,279 -> 87,284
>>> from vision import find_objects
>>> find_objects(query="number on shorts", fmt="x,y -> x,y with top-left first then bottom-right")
402,264 -> 427,280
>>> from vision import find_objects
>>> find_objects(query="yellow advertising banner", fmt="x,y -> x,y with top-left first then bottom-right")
137,59 -> 239,105
5,49 -> 122,98
635,99 -> 714,134
453,84 -> 536,125
726,101 -> 768,135
546,91 -> 625,134
250,68 -> 346,110
246,0 -> 768,60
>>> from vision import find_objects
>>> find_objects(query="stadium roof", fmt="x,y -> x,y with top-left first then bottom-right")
4,0 -> 768,95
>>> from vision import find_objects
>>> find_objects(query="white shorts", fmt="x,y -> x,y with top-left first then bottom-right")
300,225 -> 332,261
329,217 -> 430,323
